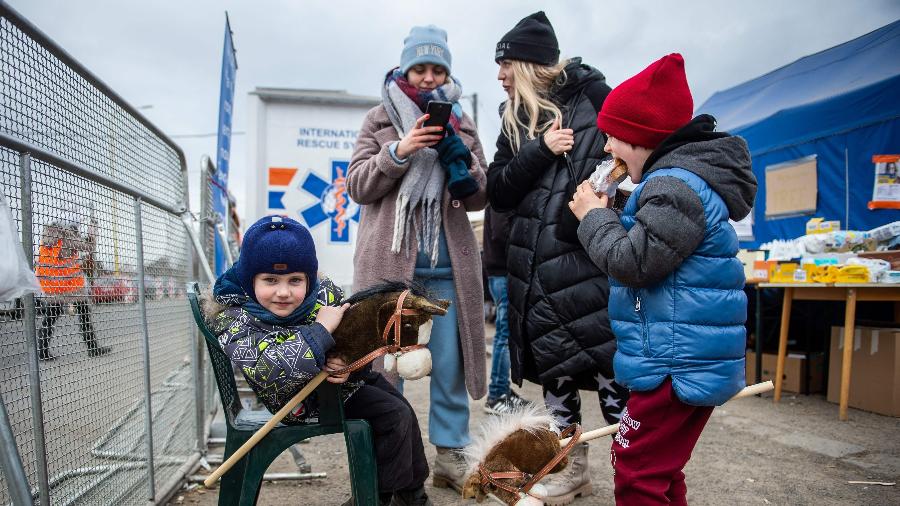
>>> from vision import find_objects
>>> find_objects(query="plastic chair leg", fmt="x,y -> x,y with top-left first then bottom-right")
237,450 -> 267,506
344,420 -> 379,506
218,437 -> 250,506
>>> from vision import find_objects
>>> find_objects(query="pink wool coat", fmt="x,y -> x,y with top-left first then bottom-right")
347,104 -> 488,399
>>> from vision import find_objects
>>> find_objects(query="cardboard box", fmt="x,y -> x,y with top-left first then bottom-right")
827,326 -> 900,417
746,350 -> 824,394
805,217 -> 841,235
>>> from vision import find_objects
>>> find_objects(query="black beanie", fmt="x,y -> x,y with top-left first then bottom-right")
495,11 -> 559,66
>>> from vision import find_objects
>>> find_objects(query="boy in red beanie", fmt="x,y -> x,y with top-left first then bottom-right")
569,54 -> 757,505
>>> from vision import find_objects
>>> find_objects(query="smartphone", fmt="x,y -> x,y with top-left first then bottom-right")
424,101 -> 453,130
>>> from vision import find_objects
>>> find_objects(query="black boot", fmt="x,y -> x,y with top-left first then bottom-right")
391,486 -> 431,506
340,492 -> 393,506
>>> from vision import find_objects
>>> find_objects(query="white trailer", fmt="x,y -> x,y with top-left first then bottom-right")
246,88 -> 381,289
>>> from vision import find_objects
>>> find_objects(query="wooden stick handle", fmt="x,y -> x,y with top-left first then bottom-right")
560,381 -> 774,446
203,370 -> 329,487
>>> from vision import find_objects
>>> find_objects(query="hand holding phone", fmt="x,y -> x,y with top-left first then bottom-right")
396,108 -> 447,159
424,101 -> 453,131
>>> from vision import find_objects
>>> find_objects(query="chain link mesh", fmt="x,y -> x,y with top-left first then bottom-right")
0,15 -> 184,210
0,6 -> 199,504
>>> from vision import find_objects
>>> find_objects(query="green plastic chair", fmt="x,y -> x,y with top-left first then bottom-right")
188,283 -> 379,506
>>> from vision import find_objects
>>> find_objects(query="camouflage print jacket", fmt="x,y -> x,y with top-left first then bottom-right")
210,277 -> 362,424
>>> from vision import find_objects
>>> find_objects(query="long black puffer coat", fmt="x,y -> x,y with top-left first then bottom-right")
487,58 -> 615,386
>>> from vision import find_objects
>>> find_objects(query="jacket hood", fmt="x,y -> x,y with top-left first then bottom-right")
645,115 -> 757,221
552,57 -> 608,104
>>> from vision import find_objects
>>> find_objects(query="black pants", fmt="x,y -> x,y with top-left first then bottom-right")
343,372 -> 429,493
542,370 -> 630,426
38,300 -> 100,352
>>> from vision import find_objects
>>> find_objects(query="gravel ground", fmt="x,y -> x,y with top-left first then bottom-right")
172,326 -> 900,506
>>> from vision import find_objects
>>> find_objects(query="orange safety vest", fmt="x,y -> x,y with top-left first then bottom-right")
36,240 -> 86,294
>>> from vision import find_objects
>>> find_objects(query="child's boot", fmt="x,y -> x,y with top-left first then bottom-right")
431,447 -> 468,493
535,442 -> 592,505
340,492 -> 393,506
391,486 -> 432,506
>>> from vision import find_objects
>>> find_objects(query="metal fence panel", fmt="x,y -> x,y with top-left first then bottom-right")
0,4 -> 200,504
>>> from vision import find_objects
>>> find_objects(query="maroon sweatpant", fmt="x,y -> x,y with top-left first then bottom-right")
611,378 -> 713,505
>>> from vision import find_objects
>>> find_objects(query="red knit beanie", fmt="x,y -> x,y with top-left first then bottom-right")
596,53 -> 693,149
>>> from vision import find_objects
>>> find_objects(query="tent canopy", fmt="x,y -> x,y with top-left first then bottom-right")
696,20 -> 900,246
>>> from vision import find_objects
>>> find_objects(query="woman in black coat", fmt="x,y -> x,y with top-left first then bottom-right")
487,11 -> 630,501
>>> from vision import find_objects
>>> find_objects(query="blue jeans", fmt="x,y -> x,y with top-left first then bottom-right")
487,275 -> 510,401
403,231 -> 470,448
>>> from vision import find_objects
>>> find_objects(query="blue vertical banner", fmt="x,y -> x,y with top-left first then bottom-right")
214,13 -> 237,276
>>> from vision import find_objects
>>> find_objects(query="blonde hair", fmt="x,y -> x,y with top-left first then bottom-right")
501,59 -> 569,153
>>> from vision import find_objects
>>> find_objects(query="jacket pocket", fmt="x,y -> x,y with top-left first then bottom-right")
633,289 -> 650,357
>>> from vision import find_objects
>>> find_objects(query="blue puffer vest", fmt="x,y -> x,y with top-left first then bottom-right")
610,167 -> 746,406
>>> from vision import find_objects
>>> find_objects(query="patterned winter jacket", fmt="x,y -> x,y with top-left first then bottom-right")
209,277 -> 361,424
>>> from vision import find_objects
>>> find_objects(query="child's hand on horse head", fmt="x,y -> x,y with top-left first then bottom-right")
315,303 -> 351,333
324,355 -> 350,384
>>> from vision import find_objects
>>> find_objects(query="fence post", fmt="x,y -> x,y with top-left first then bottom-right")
0,391 -> 31,506
134,197 -> 156,500
19,152 -> 51,506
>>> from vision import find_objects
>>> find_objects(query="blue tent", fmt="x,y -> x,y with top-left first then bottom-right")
696,20 -> 900,247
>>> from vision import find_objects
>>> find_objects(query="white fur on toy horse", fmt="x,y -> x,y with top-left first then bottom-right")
463,403 -> 561,476
383,319 -> 434,380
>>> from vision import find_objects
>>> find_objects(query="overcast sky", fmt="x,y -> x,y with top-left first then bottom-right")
8,0 -> 900,222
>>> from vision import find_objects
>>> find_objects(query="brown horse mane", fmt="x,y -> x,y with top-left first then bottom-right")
345,280 -> 437,306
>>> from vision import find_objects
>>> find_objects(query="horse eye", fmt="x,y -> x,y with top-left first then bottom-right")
404,323 -> 412,328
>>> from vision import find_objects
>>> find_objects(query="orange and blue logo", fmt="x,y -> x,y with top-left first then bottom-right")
267,162 -> 359,243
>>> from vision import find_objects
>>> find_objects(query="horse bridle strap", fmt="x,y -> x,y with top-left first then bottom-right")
331,289 -> 426,376
478,423 -> 584,497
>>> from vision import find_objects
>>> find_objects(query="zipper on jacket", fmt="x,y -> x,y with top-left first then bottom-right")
634,292 -> 650,357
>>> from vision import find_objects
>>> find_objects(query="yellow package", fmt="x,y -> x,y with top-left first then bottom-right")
769,263 -> 807,283
810,265 -> 840,283
836,265 -> 870,283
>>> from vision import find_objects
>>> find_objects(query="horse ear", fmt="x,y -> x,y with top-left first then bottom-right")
409,296 -> 450,315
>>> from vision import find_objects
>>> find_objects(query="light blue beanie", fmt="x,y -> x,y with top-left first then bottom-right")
400,25 -> 452,74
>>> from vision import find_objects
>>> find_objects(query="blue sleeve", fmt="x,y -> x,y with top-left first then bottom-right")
388,141 -> 409,164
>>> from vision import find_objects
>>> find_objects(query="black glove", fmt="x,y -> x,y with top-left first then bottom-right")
434,126 -> 478,199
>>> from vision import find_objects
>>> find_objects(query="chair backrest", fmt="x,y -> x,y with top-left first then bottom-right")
188,282 -> 243,425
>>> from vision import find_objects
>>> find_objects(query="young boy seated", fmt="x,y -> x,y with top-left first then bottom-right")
568,54 -> 757,505
209,215 -> 431,506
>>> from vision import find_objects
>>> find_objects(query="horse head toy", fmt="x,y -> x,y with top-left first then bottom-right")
333,280 -> 449,380
461,381 -> 776,505
202,280 -> 449,487
462,404 -> 582,506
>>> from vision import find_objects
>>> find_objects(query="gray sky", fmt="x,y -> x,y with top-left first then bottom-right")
8,0 -> 900,222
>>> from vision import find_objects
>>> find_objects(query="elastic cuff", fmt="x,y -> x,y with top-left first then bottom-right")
305,322 -> 335,366
577,207 -> 619,246
389,142 -> 409,164
538,135 -> 557,159
377,143 -> 411,179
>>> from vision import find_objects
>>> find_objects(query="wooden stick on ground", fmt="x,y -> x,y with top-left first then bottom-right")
203,370 -> 329,487
560,381 -> 774,446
